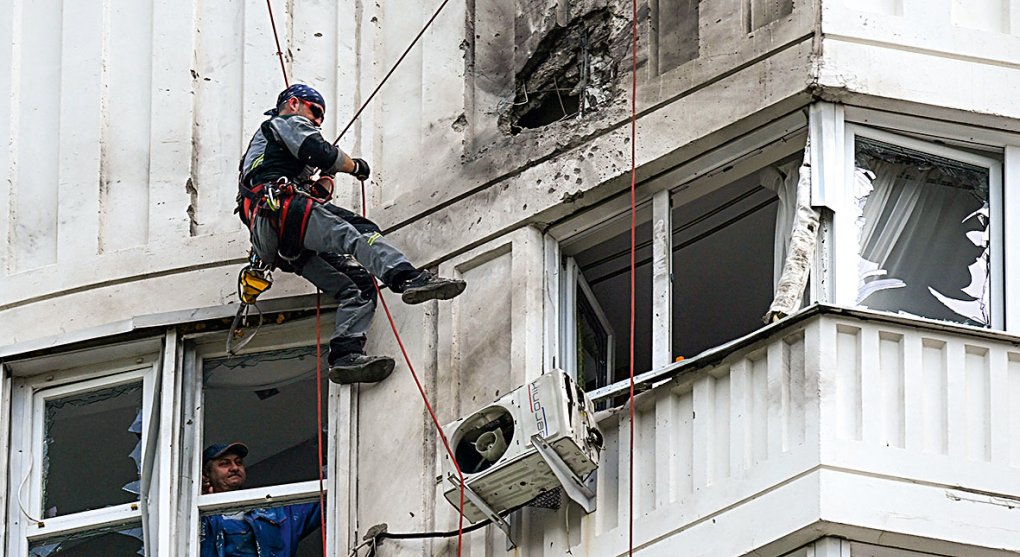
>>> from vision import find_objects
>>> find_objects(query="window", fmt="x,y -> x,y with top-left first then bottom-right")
202,348 -> 328,488
671,162 -> 785,357
559,205 -> 654,394
550,111 -> 809,403
190,344 -> 330,557
6,360 -> 155,557
40,380 -> 145,517
28,524 -> 144,557
198,499 -> 323,557
846,126 -> 1002,326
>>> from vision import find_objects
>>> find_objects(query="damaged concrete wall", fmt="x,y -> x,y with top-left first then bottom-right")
0,0 -> 819,346
496,2 -> 631,135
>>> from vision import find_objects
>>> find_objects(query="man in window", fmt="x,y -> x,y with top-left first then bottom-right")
237,83 -> 466,385
200,442 -> 322,557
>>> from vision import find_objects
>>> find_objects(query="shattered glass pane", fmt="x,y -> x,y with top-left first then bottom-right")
854,137 -> 991,326
203,348 -> 329,489
43,382 -> 143,517
28,522 -> 143,557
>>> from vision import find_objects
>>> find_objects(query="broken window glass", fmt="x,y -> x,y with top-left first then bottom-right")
199,500 -> 322,557
203,347 -> 329,488
671,168 -> 781,358
42,382 -> 143,517
853,137 -> 991,326
28,523 -> 143,557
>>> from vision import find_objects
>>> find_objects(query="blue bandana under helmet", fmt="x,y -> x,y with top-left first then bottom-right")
265,84 -> 325,116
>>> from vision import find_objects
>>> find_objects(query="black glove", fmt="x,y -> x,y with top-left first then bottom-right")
351,158 -> 371,182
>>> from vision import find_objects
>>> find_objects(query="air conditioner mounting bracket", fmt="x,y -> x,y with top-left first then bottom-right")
531,434 -> 596,513
446,475 -> 517,550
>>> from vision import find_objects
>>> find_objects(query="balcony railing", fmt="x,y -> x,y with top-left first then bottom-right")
499,305 -> 1020,556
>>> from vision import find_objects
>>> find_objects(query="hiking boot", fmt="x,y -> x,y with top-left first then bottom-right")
328,353 -> 395,384
399,271 -> 466,305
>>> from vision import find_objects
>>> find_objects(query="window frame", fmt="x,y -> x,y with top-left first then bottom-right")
180,320 -> 339,556
559,256 -> 616,393
6,352 -> 158,556
549,110 -> 809,404
834,122 -> 1006,329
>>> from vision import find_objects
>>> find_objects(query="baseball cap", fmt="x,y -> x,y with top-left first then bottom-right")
203,442 -> 249,465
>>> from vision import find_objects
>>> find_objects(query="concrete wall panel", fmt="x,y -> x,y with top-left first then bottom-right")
436,226 -> 545,425
13,0 -> 62,272
56,0 -> 103,264
821,0 -> 1020,124
356,299 -> 435,557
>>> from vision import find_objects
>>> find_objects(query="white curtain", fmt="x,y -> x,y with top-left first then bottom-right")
853,150 -> 990,326
760,161 -> 801,285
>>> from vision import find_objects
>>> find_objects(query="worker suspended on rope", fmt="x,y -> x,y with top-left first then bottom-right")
237,84 -> 466,384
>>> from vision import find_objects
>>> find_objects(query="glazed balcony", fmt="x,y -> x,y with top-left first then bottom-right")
509,305 -> 1020,557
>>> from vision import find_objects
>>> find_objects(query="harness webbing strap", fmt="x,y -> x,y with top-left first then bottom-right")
279,195 -> 314,260
237,181 -> 317,261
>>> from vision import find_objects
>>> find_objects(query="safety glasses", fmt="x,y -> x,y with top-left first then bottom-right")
297,98 -> 324,122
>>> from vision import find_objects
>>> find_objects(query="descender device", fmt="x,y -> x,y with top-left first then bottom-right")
226,251 -> 273,355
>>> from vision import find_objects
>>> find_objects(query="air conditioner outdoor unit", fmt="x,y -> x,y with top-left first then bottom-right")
441,370 -> 603,524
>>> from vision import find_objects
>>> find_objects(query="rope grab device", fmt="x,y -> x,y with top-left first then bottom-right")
227,251 -> 273,356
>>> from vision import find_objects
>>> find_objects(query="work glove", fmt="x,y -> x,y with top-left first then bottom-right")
351,158 -> 371,182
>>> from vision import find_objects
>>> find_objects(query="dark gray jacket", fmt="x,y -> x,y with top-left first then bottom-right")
239,114 -> 346,187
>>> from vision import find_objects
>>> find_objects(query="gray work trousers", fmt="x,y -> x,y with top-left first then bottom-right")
250,202 -> 416,360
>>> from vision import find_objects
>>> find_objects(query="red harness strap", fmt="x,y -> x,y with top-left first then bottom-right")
237,181 -> 318,262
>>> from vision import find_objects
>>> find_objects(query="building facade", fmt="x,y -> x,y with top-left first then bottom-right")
2,0 -> 1019,555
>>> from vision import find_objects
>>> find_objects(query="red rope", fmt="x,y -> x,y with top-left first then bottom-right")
265,0 -> 290,87
627,0 -> 638,554
315,292 -> 327,551
361,180 -> 466,556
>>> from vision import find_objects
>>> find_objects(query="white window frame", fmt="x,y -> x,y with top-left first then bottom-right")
826,117 -> 1010,330
181,320 -> 340,556
559,256 -> 617,392
549,110 -> 809,403
6,354 -> 157,556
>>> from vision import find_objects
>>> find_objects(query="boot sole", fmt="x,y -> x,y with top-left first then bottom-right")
328,357 -> 396,384
401,280 -> 466,305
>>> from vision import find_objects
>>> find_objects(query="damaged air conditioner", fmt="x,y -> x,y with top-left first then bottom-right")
441,370 -> 603,523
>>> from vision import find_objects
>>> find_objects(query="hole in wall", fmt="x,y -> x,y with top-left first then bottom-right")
501,7 -> 627,135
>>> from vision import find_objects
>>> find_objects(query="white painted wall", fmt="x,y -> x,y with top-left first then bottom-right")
819,0 -> 1020,125
0,0 -> 819,347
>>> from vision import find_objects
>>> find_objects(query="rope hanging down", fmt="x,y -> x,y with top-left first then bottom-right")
266,0 -> 289,87
627,0 -> 639,554
360,180 -> 467,556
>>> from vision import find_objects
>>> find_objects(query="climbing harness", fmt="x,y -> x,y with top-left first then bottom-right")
229,176 -> 334,354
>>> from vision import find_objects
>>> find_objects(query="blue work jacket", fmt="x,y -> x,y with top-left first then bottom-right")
200,502 -> 321,557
